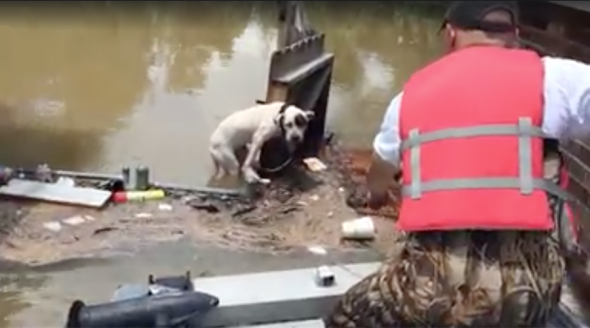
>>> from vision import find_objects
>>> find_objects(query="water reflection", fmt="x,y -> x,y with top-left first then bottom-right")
315,3 -> 443,147
0,1 -> 442,185
0,273 -> 46,327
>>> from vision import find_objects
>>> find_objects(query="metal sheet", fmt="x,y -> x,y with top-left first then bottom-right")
194,262 -> 380,327
235,319 -> 325,328
0,179 -> 111,208
195,262 -> 588,328
235,314 -> 581,328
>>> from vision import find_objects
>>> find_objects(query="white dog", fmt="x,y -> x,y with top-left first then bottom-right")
209,101 -> 315,184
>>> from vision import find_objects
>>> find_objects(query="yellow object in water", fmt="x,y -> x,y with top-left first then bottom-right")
113,189 -> 165,202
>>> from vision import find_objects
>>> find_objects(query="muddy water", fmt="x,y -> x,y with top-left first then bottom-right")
2,240 -> 384,327
0,2 -> 442,327
0,1 -> 442,185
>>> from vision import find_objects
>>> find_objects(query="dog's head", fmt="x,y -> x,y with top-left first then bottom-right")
274,103 -> 315,151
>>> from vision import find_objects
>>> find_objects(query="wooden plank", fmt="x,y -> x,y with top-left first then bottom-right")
0,179 -> 111,208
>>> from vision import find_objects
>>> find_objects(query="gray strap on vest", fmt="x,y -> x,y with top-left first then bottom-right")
408,129 -> 422,199
401,117 -> 554,199
518,118 -> 534,194
400,177 -> 573,201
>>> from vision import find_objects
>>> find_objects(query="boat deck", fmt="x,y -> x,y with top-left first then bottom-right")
548,1 -> 590,13
191,262 -> 589,328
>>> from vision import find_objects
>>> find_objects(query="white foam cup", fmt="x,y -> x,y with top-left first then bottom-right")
341,217 -> 376,240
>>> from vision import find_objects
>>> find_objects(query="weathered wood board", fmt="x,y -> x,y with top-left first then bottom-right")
0,179 -> 111,208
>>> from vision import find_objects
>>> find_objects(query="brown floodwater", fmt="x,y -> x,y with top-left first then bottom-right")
0,1 -> 443,326
0,1 -> 442,186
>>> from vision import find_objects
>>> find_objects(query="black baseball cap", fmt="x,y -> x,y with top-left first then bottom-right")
441,1 -> 519,33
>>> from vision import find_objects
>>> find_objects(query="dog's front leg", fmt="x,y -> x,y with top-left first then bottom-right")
242,132 -> 270,185
244,143 -> 261,169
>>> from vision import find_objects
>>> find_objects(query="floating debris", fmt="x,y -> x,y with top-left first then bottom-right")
62,215 -> 86,226
135,212 -> 153,219
231,204 -> 256,217
43,221 -> 62,232
303,157 -> 327,172
187,199 -> 220,213
307,245 -> 328,255
341,216 -> 376,241
94,227 -> 118,235
55,177 -> 76,188
326,144 -> 399,219
158,203 -> 173,211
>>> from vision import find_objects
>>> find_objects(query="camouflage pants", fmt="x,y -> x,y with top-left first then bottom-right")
324,230 -> 565,328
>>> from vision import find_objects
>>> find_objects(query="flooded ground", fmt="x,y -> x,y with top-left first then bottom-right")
0,1 -> 443,326
0,1 -> 442,185
2,240 -> 386,327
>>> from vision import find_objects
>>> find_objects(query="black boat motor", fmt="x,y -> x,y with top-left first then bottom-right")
65,271 -> 219,328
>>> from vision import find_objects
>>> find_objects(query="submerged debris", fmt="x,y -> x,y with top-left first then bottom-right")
43,221 -> 62,232
325,143 -> 400,219
0,142 -> 405,265
187,199 -> 220,213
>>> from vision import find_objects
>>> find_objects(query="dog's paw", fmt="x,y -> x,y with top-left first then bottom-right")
243,167 -> 269,185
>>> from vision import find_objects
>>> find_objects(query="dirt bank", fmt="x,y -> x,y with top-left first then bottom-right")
0,153 -> 401,266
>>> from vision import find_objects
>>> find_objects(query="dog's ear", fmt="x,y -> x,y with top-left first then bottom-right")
304,110 -> 315,121
274,113 -> 285,127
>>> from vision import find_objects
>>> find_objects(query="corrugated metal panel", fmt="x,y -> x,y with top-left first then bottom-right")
0,179 -> 111,208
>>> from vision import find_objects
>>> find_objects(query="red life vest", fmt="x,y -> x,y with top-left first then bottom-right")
397,46 -> 554,232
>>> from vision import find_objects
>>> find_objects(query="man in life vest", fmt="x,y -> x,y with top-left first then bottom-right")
325,1 -> 590,327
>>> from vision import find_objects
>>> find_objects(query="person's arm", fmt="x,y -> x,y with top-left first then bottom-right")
367,92 -> 403,205
542,57 -> 590,140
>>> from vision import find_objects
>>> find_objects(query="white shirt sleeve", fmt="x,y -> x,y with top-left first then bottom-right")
542,56 -> 590,139
372,92 -> 403,166
371,57 -> 590,166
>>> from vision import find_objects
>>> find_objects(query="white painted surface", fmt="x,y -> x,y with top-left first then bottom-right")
0,179 -> 111,208
194,262 -> 380,327
235,319 -> 325,328
194,262 -> 588,328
